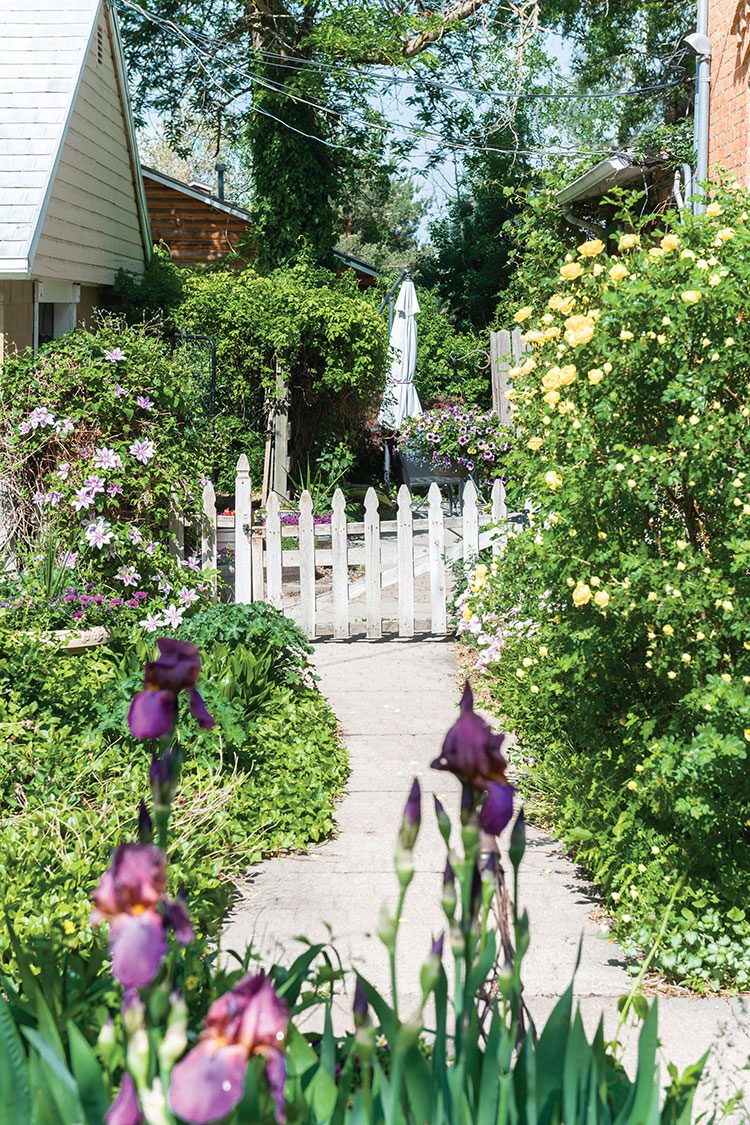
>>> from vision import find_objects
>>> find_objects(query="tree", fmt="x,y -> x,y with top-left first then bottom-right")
336,164 -> 427,273
119,1 -> 510,271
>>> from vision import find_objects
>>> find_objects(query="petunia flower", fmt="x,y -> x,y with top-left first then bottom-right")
91,843 -> 193,989
169,973 -> 288,1124
127,638 -> 214,740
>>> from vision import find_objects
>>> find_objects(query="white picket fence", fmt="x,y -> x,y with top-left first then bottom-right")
191,455 -> 513,640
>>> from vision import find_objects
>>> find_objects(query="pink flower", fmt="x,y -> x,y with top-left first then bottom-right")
136,395 -> 154,411
63,551 -> 78,568
85,517 -> 114,549
169,973 -> 288,1124
55,418 -> 74,436
107,482 -> 124,498
178,587 -> 199,607
93,447 -> 123,471
140,612 -> 163,633
32,490 -> 47,507
114,384 -> 128,397
58,462 -> 71,481
105,1073 -> 143,1124
104,348 -> 126,362
91,844 -> 193,989
162,604 -> 184,628
27,407 -> 56,429
72,487 -> 95,512
130,439 -> 155,465
116,565 -> 141,587
84,475 -> 106,495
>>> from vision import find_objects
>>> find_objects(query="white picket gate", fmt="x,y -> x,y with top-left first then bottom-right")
196,455 -> 514,640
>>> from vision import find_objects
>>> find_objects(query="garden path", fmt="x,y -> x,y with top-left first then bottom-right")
223,639 -> 749,1116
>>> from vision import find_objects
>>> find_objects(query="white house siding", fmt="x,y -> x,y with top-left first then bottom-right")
0,281 -> 34,360
33,12 -> 145,285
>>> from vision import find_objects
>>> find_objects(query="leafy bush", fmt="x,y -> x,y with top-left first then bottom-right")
0,318 -> 209,631
0,604 -> 346,960
457,185 -> 750,989
176,263 -> 388,491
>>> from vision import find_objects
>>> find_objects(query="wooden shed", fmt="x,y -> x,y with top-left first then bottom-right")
0,0 -> 150,358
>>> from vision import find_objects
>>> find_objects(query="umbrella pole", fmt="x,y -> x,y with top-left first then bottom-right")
384,438 -> 391,486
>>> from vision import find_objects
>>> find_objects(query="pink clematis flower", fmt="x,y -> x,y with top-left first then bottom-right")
130,439 -> 155,465
169,973 -> 288,1124
91,844 -> 193,989
94,447 -> 123,471
105,348 -> 126,362
135,395 -> 154,411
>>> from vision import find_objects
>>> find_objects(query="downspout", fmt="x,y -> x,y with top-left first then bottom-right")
686,0 -> 711,213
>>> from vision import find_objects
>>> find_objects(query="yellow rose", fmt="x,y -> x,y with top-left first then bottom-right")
660,233 -> 680,251
648,247 -> 664,258
543,389 -> 561,406
578,238 -> 605,257
620,329 -> 634,341
514,305 -> 533,323
527,436 -> 544,451
522,329 -> 545,345
542,366 -> 562,390
609,263 -> 628,283
572,582 -> 592,606
543,326 -> 561,340
618,233 -> 639,251
681,290 -> 702,304
462,605 -> 473,622
716,227 -> 734,242
594,589 -> 610,608
544,470 -> 563,490
706,201 -> 722,217
662,624 -> 674,636
593,263 -> 605,276
560,262 -> 583,281
541,312 -> 554,325
564,314 -> 595,347
588,368 -> 604,385
558,364 -> 577,385
680,248 -> 697,260
548,294 -> 575,314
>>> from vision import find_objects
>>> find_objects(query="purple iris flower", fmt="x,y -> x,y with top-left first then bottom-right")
399,778 -> 421,850
105,1073 -> 143,1124
127,639 -> 215,740
169,973 -> 288,1124
91,843 -> 193,988
431,683 -> 514,837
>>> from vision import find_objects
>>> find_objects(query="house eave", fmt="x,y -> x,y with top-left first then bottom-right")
141,166 -> 252,220
0,261 -> 32,280
556,152 -> 643,205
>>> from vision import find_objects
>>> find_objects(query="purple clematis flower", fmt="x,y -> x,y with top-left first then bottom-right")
127,639 -> 214,740
105,1073 -> 143,1124
91,843 -> 193,989
431,683 -> 514,837
169,972 -> 288,1124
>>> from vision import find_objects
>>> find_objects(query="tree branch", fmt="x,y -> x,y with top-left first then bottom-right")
401,0 -> 491,58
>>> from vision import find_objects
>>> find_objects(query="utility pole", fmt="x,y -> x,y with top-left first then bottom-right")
686,0 -> 711,213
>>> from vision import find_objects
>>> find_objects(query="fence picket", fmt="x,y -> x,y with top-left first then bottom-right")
428,483 -> 447,634
397,484 -> 414,637
265,492 -> 283,609
298,490 -> 316,639
331,488 -> 348,640
462,480 -> 479,563
234,455 -> 252,603
491,478 -> 507,556
251,528 -> 264,601
200,482 -> 217,602
364,487 -> 381,639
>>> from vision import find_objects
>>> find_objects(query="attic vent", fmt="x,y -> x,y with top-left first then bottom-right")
97,27 -> 104,64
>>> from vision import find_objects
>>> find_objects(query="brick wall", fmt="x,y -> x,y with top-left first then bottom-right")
709,0 -> 750,183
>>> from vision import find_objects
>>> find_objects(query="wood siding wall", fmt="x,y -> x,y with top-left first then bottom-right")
0,281 -> 34,360
144,178 -> 251,264
33,12 -> 146,285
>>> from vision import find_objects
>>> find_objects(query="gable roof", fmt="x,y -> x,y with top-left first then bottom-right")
0,0 -> 150,279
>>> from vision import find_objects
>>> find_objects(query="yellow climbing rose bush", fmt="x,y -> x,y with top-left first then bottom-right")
458,184 -> 750,990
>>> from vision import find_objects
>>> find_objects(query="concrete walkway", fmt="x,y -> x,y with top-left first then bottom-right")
223,639 -> 750,1118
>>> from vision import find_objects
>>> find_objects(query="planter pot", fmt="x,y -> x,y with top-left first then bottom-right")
9,626 -> 112,652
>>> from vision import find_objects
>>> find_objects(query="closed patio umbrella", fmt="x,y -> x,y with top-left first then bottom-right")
378,276 -> 422,430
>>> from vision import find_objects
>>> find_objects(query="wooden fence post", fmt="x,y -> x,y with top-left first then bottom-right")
491,478 -> 507,556
490,329 -> 511,423
298,490 -> 316,639
251,528 -> 265,602
265,492 -> 283,609
428,483 -> 447,634
462,480 -> 479,563
200,481 -> 217,602
364,487 -> 381,639
331,488 -> 348,640
397,484 -> 414,638
234,455 -> 252,604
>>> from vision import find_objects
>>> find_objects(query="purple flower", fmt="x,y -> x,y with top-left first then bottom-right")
127,638 -> 214,740
127,525 -> 143,545
93,447 -> 123,471
130,439 -> 155,465
55,418 -> 74,436
136,395 -> 154,411
399,778 -> 421,851
91,843 -> 193,989
105,1073 -> 143,1124
72,487 -> 95,512
114,384 -> 128,396
27,407 -> 56,429
47,490 -> 63,507
480,782 -> 515,835
144,541 -> 157,557
177,586 -> 199,607
116,565 -> 141,587
32,490 -> 47,508
84,474 -> 106,495
63,551 -> 78,568
72,609 -> 84,620
107,482 -> 124,498
182,554 -> 200,572
85,517 -> 114,549
18,420 -> 31,435
105,348 -> 126,362
169,973 -> 288,1125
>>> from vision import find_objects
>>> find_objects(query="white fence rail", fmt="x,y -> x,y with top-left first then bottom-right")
195,460 -> 516,640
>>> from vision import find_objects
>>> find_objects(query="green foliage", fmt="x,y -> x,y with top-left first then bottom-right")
336,165 -> 428,274
0,604 -> 346,961
176,264 -> 388,490
458,185 -> 750,989
0,318 -> 208,630
112,244 -> 184,325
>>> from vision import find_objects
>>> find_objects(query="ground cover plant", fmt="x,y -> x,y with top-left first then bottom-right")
0,649 -> 708,1123
0,604 -> 346,967
456,185 -> 750,990
0,319 -> 210,634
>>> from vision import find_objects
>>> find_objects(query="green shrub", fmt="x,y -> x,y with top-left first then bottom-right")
457,185 -> 750,989
0,605 -> 346,961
